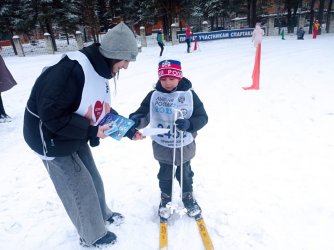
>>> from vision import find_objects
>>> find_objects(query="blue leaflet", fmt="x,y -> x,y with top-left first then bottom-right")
98,113 -> 135,141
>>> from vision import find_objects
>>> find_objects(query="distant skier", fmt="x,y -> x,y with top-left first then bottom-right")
156,28 -> 165,57
127,59 -> 208,220
280,29 -> 285,40
185,25 -> 192,53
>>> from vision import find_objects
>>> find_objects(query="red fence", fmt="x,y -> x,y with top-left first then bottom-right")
0,40 -> 11,46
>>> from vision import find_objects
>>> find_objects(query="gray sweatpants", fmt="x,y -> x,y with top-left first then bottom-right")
42,143 -> 113,245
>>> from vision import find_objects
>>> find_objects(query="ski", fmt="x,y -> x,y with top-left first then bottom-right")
195,214 -> 214,250
159,214 -> 214,250
159,218 -> 168,249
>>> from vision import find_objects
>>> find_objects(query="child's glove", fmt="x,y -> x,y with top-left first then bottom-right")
130,113 -> 144,128
175,119 -> 190,131
126,113 -> 145,139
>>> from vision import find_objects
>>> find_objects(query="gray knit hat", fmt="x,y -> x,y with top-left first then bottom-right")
99,22 -> 138,61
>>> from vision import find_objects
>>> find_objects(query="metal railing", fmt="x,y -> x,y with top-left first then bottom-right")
2,34 -> 159,57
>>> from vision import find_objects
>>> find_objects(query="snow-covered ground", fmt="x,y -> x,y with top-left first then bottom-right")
1,32 -> 334,250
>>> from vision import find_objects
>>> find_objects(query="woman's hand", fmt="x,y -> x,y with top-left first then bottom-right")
97,125 -> 112,139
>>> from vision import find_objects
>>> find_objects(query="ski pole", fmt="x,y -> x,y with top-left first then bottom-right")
177,110 -> 184,201
172,109 -> 184,203
180,128 -> 184,201
171,109 -> 178,206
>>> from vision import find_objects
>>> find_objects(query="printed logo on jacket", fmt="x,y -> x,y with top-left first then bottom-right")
65,52 -> 111,125
150,90 -> 194,148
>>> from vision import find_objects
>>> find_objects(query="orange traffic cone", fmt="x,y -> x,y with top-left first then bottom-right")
243,43 -> 261,90
193,37 -> 197,51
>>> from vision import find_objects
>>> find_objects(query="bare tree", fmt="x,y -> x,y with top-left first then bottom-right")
317,0 -> 325,34
308,0 -> 316,34
326,0 -> 333,33
285,0 -> 300,33
248,0 -> 257,27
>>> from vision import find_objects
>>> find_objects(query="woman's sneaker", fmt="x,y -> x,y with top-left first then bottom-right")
106,212 -> 124,226
158,193 -> 172,220
80,231 -> 117,247
182,192 -> 202,217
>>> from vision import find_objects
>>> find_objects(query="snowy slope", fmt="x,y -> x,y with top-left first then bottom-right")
1,32 -> 334,250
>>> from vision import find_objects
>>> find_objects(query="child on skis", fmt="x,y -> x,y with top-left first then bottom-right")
127,59 -> 208,220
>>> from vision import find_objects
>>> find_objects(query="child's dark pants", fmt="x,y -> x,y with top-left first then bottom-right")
157,161 -> 194,196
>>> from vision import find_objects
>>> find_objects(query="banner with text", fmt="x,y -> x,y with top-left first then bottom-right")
178,28 -> 260,43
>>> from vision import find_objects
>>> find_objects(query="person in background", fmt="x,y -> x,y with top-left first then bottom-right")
297,27 -> 305,40
185,25 -> 192,53
313,19 -> 320,39
0,46 -> 17,123
23,22 -> 138,247
280,29 -> 285,40
157,28 -> 165,57
127,59 -> 208,220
